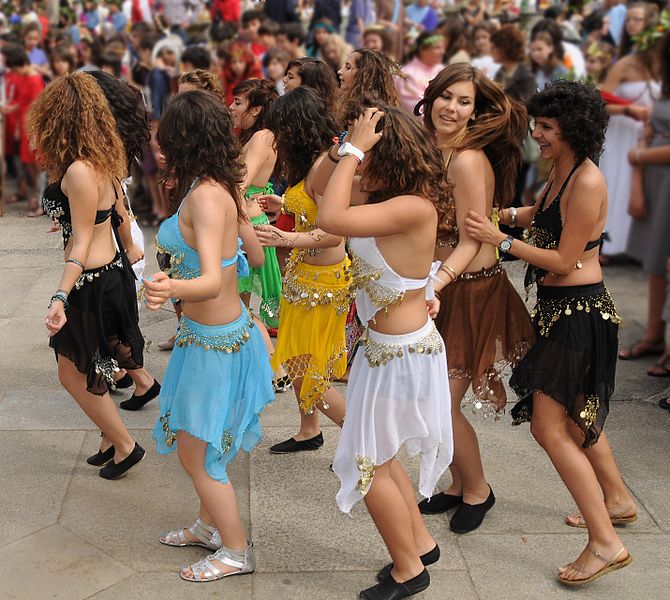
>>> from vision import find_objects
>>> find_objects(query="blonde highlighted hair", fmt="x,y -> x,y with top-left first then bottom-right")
27,72 -> 126,183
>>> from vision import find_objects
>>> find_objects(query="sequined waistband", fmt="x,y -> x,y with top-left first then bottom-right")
73,253 -> 124,290
532,285 -> 621,338
176,306 -> 254,352
362,319 -> 444,367
283,255 -> 354,314
456,262 -> 504,282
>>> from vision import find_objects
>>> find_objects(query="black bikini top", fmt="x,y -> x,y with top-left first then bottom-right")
525,161 -> 603,290
43,179 -> 119,248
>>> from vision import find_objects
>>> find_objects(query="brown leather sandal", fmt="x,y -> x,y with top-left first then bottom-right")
565,509 -> 637,528
558,546 -> 632,586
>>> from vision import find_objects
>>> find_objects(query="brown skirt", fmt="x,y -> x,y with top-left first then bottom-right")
435,263 -> 535,410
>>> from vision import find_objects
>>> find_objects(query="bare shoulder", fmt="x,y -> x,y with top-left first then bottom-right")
572,161 -> 606,194
189,180 -> 235,215
258,129 -> 275,147
391,194 -> 436,218
63,160 -> 97,183
450,149 -> 489,177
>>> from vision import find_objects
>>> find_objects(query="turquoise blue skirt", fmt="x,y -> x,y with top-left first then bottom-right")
152,305 -> 274,482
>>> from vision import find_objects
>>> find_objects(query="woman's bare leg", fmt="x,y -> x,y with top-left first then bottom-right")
58,356 -> 136,461
443,378 -> 489,503
364,460 -> 425,583
177,432 -> 248,578
530,392 -> 629,580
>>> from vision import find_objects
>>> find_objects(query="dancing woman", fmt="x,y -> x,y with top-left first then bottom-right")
256,87 -> 351,453
319,106 -> 454,600
32,72 -> 145,479
145,90 -> 274,582
229,79 -> 283,330
465,80 -> 635,585
413,64 -> 534,533
87,69 -> 162,414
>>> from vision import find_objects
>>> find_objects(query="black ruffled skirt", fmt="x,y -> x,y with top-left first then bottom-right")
50,253 -> 145,395
509,282 -> 620,448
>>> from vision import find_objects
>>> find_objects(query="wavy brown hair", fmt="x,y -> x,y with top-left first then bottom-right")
27,71 -> 127,183
232,79 -> 279,146
361,104 -> 455,242
416,63 -> 528,209
338,48 -> 401,123
157,90 -> 244,217
179,69 -> 225,102
287,57 -> 339,115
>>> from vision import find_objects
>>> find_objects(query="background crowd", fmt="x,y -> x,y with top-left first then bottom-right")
1,0 -> 670,388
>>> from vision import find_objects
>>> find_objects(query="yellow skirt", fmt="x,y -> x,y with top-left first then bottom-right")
271,255 -> 353,413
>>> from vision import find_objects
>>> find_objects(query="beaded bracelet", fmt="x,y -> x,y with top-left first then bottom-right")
66,258 -> 84,270
49,290 -> 69,310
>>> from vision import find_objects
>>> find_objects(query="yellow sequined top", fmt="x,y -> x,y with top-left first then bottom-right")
285,180 -> 317,233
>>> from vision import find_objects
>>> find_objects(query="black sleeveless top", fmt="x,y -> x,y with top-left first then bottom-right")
43,180 -> 118,249
525,162 -> 603,291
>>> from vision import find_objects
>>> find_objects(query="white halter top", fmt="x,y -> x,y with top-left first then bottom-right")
349,237 -> 440,324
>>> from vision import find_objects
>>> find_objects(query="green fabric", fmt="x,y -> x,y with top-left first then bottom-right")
245,182 -> 274,199
238,212 -> 282,328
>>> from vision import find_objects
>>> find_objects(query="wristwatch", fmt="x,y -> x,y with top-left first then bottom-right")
338,142 -> 365,163
498,234 -> 514,254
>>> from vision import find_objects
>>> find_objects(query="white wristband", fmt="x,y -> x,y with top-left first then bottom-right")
337,142 -> 365,163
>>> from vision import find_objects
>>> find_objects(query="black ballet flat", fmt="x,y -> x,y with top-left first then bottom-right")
418,492 -> 463,515
86,445 -> 115,466
449,486 -> 496,534
120,380 -> 161,411
99,443 -> 145,480
360,568 -> 430,600
377,545 -> 440,582
113,373 -> 134,390
269,432 -> 323,454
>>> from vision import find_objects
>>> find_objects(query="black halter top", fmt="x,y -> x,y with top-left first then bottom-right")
43,180 -> 119,249
525,162 -> 603,290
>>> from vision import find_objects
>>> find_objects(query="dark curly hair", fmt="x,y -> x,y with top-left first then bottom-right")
286,57 -> 339,115
359,104 -> 455,242
528,80 -> 608,161
157,90 -> 244,216
88,70 -> 150,171
417,64 -> 528,209
232,79 -> 279,146
265,86 -> 339,186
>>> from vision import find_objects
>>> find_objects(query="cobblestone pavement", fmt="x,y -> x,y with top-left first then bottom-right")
1,203 -> 668,599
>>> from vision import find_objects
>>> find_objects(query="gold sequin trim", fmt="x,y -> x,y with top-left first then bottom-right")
221,429 -> 233,453
531,290 -> 621,338
282,253 -> 354,315
160,412 -> 177,448
175,311 -> 254,352
155,236 -> 200,280
580,395 -> 600,428
361,324 -> 444,368
355,455 -> 375,496
350,251 -> 405,317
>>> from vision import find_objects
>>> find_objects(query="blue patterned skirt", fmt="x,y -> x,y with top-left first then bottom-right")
152,305 -> 274,482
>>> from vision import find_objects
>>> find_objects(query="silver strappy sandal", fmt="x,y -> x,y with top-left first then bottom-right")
180,541 -> 256,582
159,518 -> 221,551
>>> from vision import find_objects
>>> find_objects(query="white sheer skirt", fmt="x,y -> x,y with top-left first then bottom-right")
333,319 -> 454,514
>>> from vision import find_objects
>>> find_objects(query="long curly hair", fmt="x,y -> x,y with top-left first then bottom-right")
157,90 -> 244,217
232,79 -> 279,146
416,63 -> 528,209
287,57 -> 339,115
361,104 -> 455,241
338,48 -> 401,123
528,80 -> 608,161
87,70 -> 150,171
265,87 -> 339,186
27,72 -> 127,183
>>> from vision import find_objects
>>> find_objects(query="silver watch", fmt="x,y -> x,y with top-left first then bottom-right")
498,235 -> 514,254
